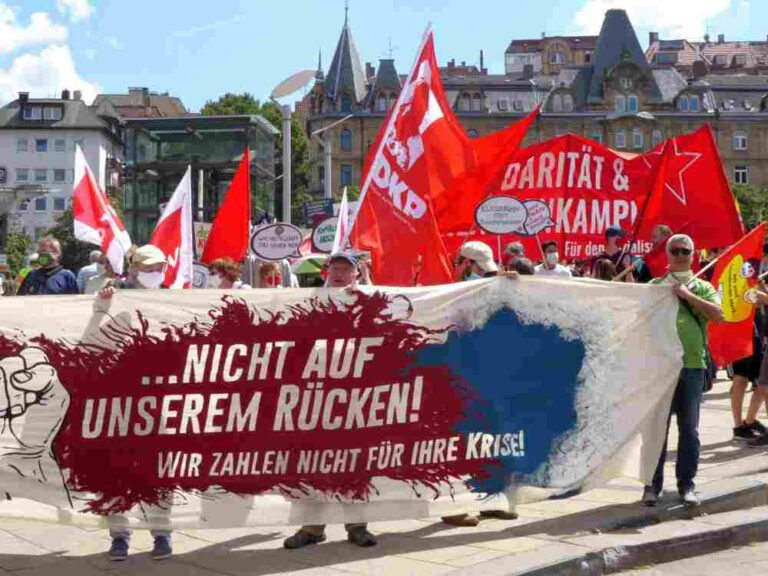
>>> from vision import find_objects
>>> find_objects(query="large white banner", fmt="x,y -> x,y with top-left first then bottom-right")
0,278 -> 681,529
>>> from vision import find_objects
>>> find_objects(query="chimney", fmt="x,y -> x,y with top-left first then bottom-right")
523,64 -> 534,79
718,33 -> 725,44
448,58 -> 455,69
704,33 -> 710,43
541,31 -> 545,39
73,90 -> 82,101
18,92 -> 29,103
649,31 -> 659,45
365,61 -> 375,80
128,87 -> 150,107
61,89 -> 70,100
480,49 -> 485,73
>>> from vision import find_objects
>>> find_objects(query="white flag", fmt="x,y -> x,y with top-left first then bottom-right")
149,167 -> 193,288
332,187 -> 349,254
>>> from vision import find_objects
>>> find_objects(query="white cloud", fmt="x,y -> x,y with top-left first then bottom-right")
574,0 -> 731,39
0,4 -> 68,54
105,36 -> 122,49
56,0 -> 93,22
0,44 -> 100,104
80,47 -> 96,60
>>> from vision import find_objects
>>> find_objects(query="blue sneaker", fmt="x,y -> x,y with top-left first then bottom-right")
108,537 -> 129,561
151,535 -> 172,560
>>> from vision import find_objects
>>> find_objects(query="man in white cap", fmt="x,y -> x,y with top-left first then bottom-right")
77,250 -> 103,293
454,241 -> 501,281
97,244 -> 173,561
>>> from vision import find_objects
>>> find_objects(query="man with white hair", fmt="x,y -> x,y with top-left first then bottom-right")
17,236 -> 78,296
642,234 -> 723,508
77,250 -> 103,293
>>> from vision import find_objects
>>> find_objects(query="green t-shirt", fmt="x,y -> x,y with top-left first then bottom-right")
651,275 -> 719,369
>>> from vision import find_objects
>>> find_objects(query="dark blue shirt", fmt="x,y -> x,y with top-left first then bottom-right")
18,267 -> 78,296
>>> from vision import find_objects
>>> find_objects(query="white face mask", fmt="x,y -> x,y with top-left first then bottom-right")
545,252 -> 559,266
208,274 -> 222,289
137,271 -> 164,289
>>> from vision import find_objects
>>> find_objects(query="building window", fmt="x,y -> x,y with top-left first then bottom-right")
73,139 -> 84,151
340,94 -> 352,112
551,94 -> 563,113
690,95 -> 700,112
678,95 -> 689,112
377,94 -> 387,112
615,130 -> 627,149
53,169 -> 66,183
318,165 -> 325,187
563,94 -> 574,112
34,169 -> 47,182
734,165 -> 749,184
53,197 -> 66,212
458,93 -> 471,112
18,200 -> 29,211
513,100 -> 524,112
550,51 -> 566,64
735,54 -> 747,66
43,107 -> 62,120
340,128 -> 352,151
35,139 -> 48,152
54,139 -> 66,152
713,54 -> 728,66
340,164 -> 352,186
16,138 -> 27,152
620,77 -> 634,90
733,130 -> 748,150
615,94 -> 627,112
15,168 -> 28,182
23,106 -> 42,120
584,51 -> 592,63
656,52 -> 678,64
632,127 -> 644,149
590,132 -> 603,144
628,95 -> 638,112
34,197 -> 47,212
652,129 -> 663,147
471,94 -> 482,112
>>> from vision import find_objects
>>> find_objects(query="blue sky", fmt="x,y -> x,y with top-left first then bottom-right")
0,0 -> 763,112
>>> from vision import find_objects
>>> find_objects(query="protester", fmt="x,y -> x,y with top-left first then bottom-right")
590,226 -> 628,277
730,303 -> 768,441
285,251 -> 378,549
701,246 -> 725,282
503,241 -> 525,269
257,262 -> 282,288
77,250 -> 103,293
635,224 -> 673,283
592,258 -> 616,281
84,258 -> 116,295
17,237 -> 78,295
209,258 -> 251,289
97,244 -> 173,560
534,241 -> 572,278
642,234 -> 723,507
15,252 -> 39,293
454,241 -> 500,281
570,258 -> 587,278
509,257 -> 535,276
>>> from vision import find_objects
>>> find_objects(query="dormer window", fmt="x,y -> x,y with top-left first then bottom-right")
340,94 -> 352,113
735,54 -> 747,66
550,52 -> 566,64
550,92 -> 574,112
689,95 -> 700,112
679,95 -> 689,112
713,54 -> 727,66
615,94 -> 626,112
43,107 -> 62,121
620,77 -> 634,90
377,94 -> 387,112
22,106 -> 42,120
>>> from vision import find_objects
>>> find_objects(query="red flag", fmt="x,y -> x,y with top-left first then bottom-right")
201,151 -> 251,264
150,167 -> 193,288
708,223 -> 766,366
636,125 -> 743,253
73,145 -> 131,274
349,31 -> 474,286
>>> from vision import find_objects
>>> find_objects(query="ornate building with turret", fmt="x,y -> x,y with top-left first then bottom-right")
304,9 -> 768,201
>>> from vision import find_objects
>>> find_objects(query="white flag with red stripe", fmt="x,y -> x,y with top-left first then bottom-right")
149,167 -> 193,289
331,187 -> 349,254
73,146 -> 131,274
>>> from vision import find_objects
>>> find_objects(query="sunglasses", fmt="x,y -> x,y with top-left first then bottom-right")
669,248 -> 693,257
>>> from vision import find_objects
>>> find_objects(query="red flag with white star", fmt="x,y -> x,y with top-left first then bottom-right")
636,125 -> 743,255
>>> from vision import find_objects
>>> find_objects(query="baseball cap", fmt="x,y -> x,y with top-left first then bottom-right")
328,252 -> 358,267
132,244 -> 166,266
459,241 -> 499,274
605,226 -> 626,239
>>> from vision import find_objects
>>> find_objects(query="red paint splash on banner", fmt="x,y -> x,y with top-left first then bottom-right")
0,291 -> 491,513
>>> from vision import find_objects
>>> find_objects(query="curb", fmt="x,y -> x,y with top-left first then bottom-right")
449,478 -> 768,576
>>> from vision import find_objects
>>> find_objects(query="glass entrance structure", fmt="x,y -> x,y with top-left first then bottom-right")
123,115 -> 278,245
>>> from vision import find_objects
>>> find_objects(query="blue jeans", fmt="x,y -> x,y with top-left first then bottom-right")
652,368 -> 705,494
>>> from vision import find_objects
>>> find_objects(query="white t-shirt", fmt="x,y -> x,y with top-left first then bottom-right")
534,264 -> 573,278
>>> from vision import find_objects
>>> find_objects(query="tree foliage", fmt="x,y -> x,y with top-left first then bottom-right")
201,93 -> 309,221
47,207 -> 93,272
732,184 -> 768,230
5,232 -> 32,275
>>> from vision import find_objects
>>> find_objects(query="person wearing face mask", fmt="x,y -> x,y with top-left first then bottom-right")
208,258 -> 251,289
17,236 -> 78,296
642,234 -> 723,509
534,241 -> 572,278
96,244 -> 173,561
77,250 -> 103,294
454,241 -> 501,282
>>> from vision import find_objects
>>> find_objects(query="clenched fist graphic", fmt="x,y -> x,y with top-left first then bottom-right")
0,347 -> 71,504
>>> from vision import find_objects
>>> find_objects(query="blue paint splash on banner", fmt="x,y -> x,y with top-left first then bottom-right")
413,308 -> 586,494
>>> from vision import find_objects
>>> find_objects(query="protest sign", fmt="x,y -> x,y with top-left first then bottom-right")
192,264 -> 209,289
0,278 -> 680,529
311,217 -> 338,253
250,223 -> 303,261
194,223 -> 212,256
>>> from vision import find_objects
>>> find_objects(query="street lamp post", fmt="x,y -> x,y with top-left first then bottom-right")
281,105 -> 292,224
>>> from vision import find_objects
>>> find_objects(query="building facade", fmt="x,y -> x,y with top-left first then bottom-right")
304,9 -> 768,203
0,90 -> 122,246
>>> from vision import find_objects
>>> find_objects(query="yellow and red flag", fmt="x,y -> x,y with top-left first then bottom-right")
708,222 -> 766,366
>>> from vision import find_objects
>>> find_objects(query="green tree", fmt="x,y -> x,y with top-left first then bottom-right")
47,207 -> 93,271
202,93 -> 309,221
6,232 -> 32,275
732,183 -> 768,230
